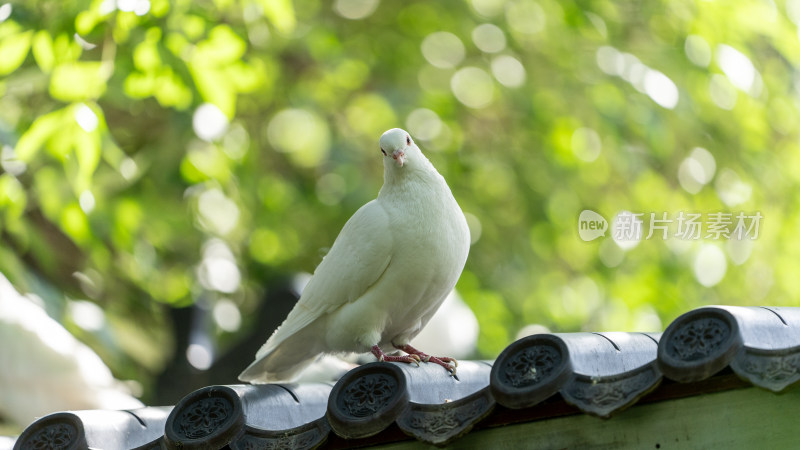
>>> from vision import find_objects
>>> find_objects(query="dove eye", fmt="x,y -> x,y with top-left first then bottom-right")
406,136 -> 411,145
380,148 -> 387,156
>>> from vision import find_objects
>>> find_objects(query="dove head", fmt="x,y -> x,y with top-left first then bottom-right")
382,128 -> 426,168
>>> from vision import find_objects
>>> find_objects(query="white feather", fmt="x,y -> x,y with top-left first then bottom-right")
0,274 -> 143,427
239,128 -> 470,383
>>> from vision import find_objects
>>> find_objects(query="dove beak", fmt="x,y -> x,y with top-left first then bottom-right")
392,150 -> 405,167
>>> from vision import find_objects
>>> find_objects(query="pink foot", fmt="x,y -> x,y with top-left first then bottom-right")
371,345 -> 421,366
395,344 -> 458,375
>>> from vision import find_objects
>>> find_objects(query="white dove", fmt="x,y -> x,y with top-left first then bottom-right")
239,128 -> 470,383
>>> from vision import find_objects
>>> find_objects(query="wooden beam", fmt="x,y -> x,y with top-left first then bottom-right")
378,386 -> 800,449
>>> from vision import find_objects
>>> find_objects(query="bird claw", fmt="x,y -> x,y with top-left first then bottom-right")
428,356 -> 458,376
393,344 -> 458,376
388,354 -> 420,366
374,344 -> 458,374
436,356 -> 458,367
372,345 -> 421,366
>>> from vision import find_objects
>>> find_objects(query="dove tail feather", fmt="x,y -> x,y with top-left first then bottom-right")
238,327 -> 320,384
237,352 -> 316,384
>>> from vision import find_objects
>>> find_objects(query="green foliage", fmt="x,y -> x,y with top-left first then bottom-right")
1,0 -> 798,393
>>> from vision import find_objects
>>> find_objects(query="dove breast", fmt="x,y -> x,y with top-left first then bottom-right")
324,166 -> 470,353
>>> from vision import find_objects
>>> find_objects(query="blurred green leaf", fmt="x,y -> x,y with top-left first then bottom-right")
74,124 -> 101,180
194,25 -> 246,65
260,0 -> 296,34
0,29 -> 33,75
153,67 -> 192,109
133,41 -> 161,72
75,9 -> 101,35
50,62 -> 107,101
190,68 -> 236,117
14,108 -> 68,162
60,202 -> 91,245
0,174 -> 27,221
51,32 -> 83,64
32,31 -> 55,73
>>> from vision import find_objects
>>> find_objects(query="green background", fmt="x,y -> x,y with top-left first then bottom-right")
0,0 -> 797,409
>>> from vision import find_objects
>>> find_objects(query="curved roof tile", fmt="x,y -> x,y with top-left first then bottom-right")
328,360 -> 493,445
13,407 -> 170,450
164,383 -> 332,449
8,305 -> 800,449
491,332 -> 661,417
659,305 -> 800,391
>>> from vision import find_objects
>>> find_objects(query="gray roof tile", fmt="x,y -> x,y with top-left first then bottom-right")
9,305 -> 800,449
659,305 -> 800,391
12,408 -> 170,450
329,360 -> 493,445
491,332 -> 661,417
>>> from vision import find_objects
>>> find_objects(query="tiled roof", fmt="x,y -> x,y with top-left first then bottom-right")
8,305 -> 800,449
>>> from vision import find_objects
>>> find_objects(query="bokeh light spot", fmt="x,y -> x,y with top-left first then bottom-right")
715,168 -> 752,206
470,0 -> 505,17
213,299 -> 242,332
186,344 -> 212,370
717,44 -> 757,94
405,108 -> 443,142
120,158 -> 138,180
599,239 -> 624,268
333,0 -> 379,20
1,146 -> 26,176
491,55 -> 526,88
693,244 -> 727,287
197,188 -> 240,235
505,0 -> 546,35
267,108 -> 330,167
0,4 -> 11,22
685,35 -> 711,67
709,74 -> 737,110
74,104 -> 99,133
249,228 -> 283,264
464,212 -> 482,245
193,103 -> 229,142
345,94 -> 397,141
68,300 -> 106,332
678,147 -> 716,194
788,0 -> 800,24
727,235 -> 754,266
596,46 -> 622,76
198,240 -> 241,294
451,67 -> 495,109
79,190 -> 95,213
612,210 -> 643,250
571,127 -> 602,162
472,23 -> 506,53
643,69 -> 679,109
421,32 -> 466,69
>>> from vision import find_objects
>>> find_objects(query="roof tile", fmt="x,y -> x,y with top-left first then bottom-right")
659,305 -> 800,391
13,408 -> 170,450
9,305 -> 800,449
491,332 -> 661,417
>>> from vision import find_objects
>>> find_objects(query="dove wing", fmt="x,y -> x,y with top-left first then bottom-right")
256,199 -> 392,357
